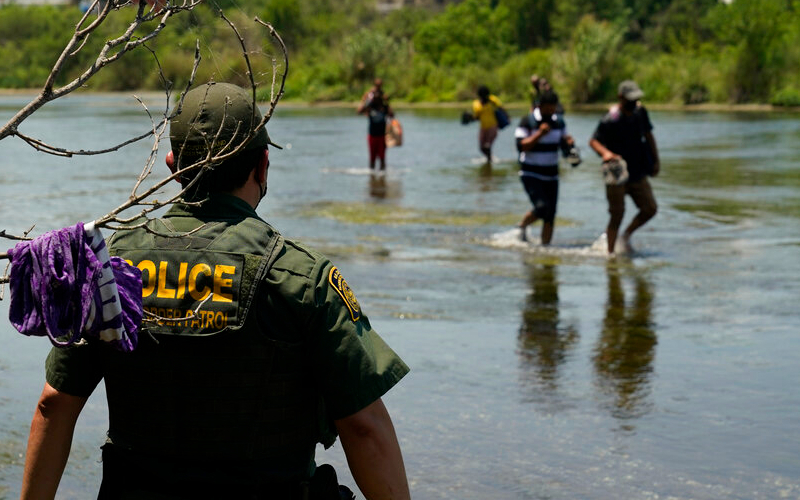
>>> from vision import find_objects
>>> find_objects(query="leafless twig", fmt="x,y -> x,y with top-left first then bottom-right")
0,225 -> 35,300
143,292 -> 214,324
0,0 -> 201,155
0,6 -> 290,311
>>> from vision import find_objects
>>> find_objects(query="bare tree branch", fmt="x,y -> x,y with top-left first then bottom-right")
0,7 -> 290,313
0,0 -> 201,152
1,225 -> 36,300
91,19 -> 290,232
14,128 -> 159,158
0,230 -> 33,242
254,17 -> 290,124
143,291 -> 213,324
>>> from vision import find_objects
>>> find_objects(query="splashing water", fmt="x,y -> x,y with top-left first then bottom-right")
320,167 -> 411,176
486,227 -> 612,258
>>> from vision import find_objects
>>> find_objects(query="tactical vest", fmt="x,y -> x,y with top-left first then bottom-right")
104,213 -> 332,482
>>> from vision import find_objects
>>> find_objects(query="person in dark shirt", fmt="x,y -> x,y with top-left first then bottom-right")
589,80 -> 660,254
358,78 -> 394,171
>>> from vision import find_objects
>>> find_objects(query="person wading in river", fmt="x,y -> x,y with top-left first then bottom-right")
589,80 -> 660,254
20,82 -> 411,500
358,78 -> 394,171
472,85 -> 505,164
515,90 -> 575,245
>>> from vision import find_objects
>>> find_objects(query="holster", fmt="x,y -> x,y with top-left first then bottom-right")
98,444 -> 307,500
307,464 -> 355,500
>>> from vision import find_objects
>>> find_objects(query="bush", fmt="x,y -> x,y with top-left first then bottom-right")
556,15 -> 624,103
771,87 -> 800,107
707,0 -> 790,102
412,0 -> 515,68
683,84 -> 710,105
405,57 -> 457,102
341,29 -> 400,84
495,49 -> 554,102
0,5 -> 77,87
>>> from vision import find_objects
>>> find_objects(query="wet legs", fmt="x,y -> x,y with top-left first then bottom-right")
605,179 -> 657,254
519,210 -> 553,245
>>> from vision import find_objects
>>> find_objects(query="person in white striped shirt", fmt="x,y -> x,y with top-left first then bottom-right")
515,90 -> 575,244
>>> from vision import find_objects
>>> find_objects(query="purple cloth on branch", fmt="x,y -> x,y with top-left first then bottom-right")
7,223 -> 143,352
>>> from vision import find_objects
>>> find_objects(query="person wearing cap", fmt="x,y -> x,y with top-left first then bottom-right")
589,80 -> 660,254
20,82 -> 411,500
357,78 -> 394,171
515,89 -> 575,244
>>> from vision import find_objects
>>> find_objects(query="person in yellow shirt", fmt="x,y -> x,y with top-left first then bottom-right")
472,85 -> 504,164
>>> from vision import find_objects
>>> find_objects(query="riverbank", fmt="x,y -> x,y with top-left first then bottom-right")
3,89 -> 798,114
282,99 -> 800,114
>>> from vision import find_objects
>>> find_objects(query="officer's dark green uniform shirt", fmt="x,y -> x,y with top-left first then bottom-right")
45,194 -> 409,484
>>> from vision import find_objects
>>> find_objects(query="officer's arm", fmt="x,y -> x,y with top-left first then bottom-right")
21,383 -> 87,500
335,398 -> 411,500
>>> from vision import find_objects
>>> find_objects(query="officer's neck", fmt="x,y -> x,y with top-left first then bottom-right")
227,181 -> 261,210
227,158 -> 269,210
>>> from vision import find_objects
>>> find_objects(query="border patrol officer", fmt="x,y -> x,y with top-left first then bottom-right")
21,82 -> 411,500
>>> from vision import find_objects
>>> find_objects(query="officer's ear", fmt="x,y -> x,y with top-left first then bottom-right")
165,151 -> 182,185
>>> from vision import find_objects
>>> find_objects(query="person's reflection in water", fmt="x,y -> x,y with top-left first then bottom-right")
368,173 -> 402,199
477,162 -> 497,193
593,264 -> 657,424
369,173 -> 387,198
517,262 -> 579,402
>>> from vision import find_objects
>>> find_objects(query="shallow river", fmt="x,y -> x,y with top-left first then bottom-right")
0,94 -> 799,499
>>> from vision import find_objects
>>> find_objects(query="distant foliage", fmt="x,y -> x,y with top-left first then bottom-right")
707,0 -> 794,103
771,87 -> 800,107
557,16 -> 624,103
412,0 -> 515,67
496,0 -> 556,49
1,0 -> 799,105
0,5 -> 74,87
342,30 -> 400,84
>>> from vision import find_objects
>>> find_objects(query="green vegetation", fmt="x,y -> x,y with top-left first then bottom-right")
303,201 -> 522,226
1,0 -> 799,105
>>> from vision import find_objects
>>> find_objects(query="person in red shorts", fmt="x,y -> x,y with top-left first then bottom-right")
358,78 -> 394,170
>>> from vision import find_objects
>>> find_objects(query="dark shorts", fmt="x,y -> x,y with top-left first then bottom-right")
606,177 -> 657,222
521,175 -> 559,223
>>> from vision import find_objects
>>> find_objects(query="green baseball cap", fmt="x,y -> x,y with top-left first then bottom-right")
169,82 -> 281,160
618,80 -> 644,101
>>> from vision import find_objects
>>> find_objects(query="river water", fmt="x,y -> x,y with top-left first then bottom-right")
0,94 -> 798,499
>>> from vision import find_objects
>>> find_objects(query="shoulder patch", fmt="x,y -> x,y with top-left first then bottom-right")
328,267 -> 361,322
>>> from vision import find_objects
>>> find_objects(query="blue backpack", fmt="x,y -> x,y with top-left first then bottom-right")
495,107 -> 510,129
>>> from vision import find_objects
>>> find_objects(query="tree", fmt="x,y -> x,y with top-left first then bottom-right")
413,0 -> 515,67
551,0 -> 627,42
497,0 -> 556,49
558,15 -> 624,103
644,0 -> 717,52
707,0 -> 790,102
